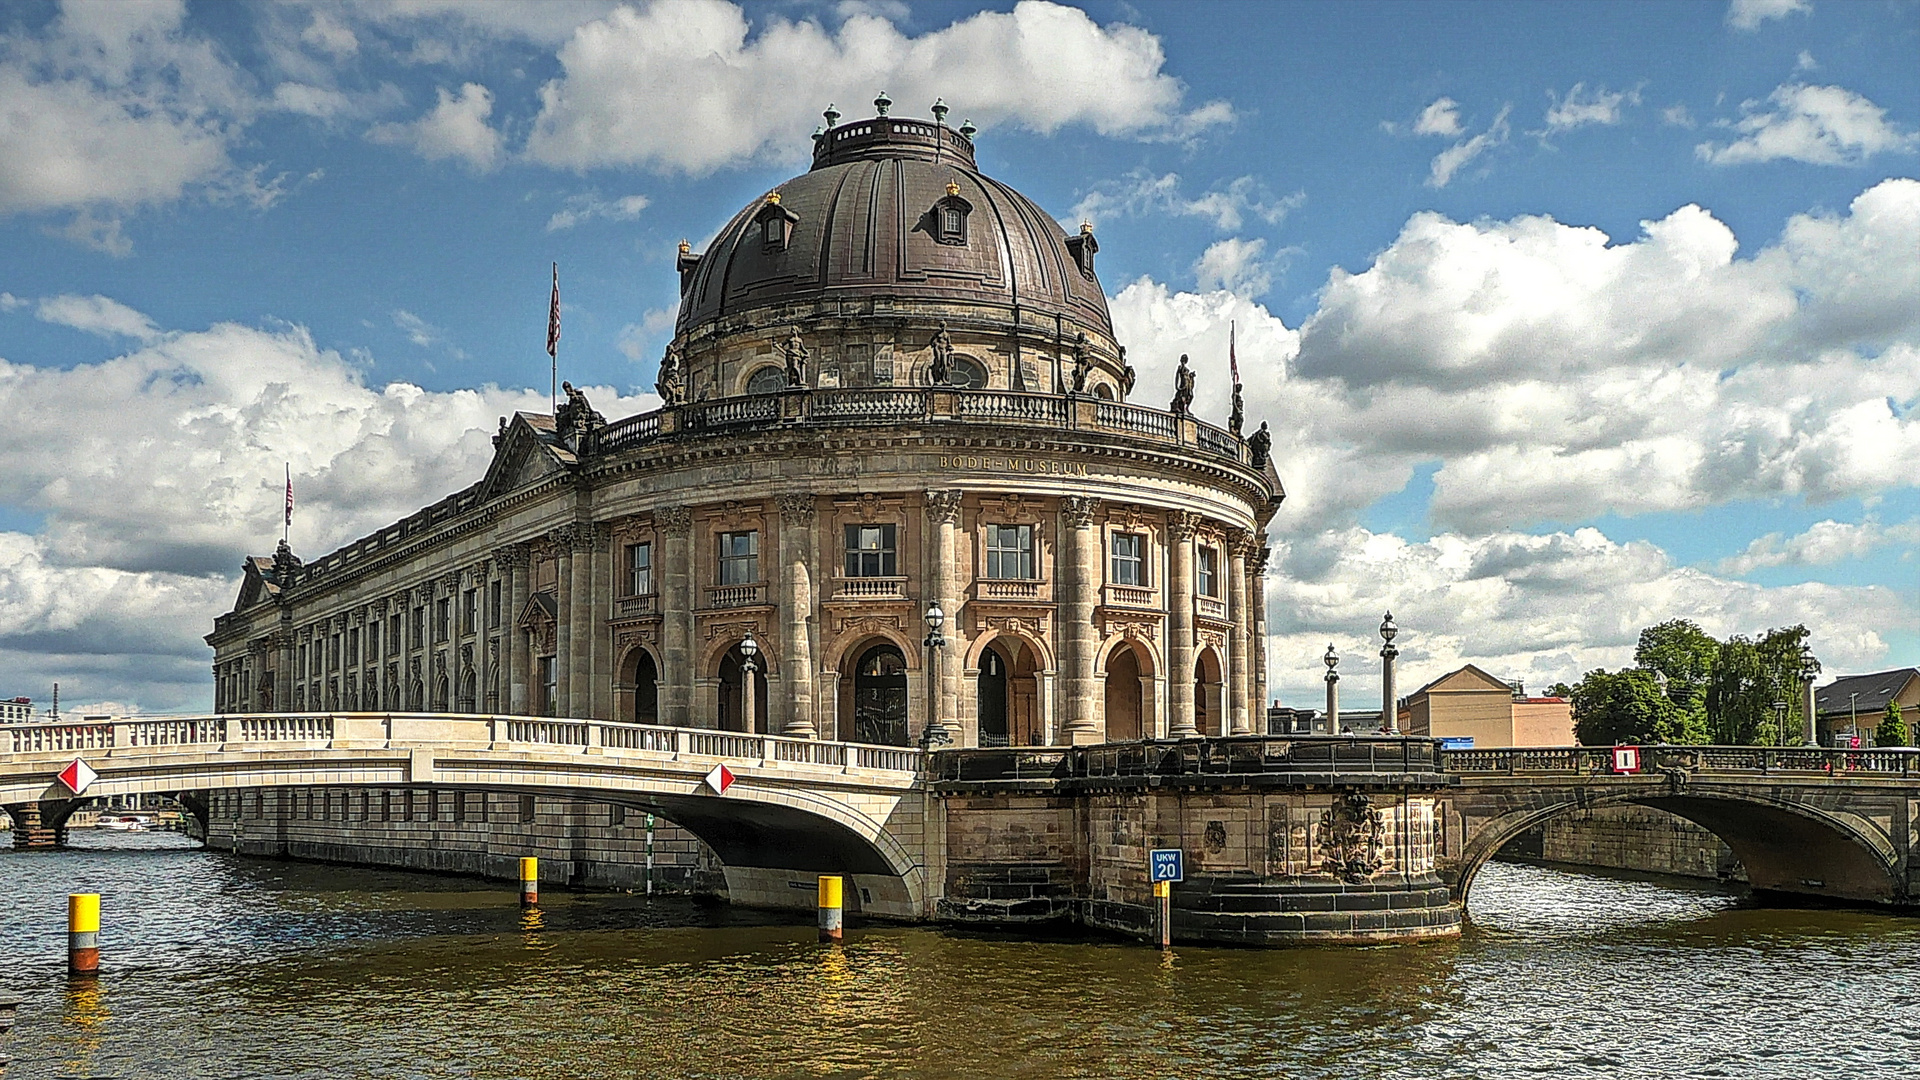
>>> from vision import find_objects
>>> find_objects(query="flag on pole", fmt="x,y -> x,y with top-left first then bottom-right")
284,463 -> 293,542
1229,320 -> 1240,385
546,263 -> 561,358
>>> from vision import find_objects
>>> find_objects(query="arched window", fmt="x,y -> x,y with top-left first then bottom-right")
753,196 -> 798,253
931,189 -> 973,246
950,355 -> 987,389
632,651 -> 659,725
852,644 -> 909,747
745,365 -> 787,395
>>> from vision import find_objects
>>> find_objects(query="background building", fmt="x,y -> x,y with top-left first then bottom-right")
1400,665 -> 1573,748
1815,669 -> 1920,746
207,107 -> 1284,749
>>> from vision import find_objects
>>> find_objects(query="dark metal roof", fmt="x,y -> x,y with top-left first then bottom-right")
1815,669 -> 1920,716
676,114 -> 1112,338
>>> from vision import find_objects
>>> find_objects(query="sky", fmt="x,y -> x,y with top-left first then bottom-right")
0,0 -> 1916,717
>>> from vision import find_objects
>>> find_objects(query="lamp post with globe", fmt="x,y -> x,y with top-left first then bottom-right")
1380,612 -> 1400,736
1323,644 -> 1340,733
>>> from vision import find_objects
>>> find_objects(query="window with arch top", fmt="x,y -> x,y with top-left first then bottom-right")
932,190 -> 973,246
745,365 -> 786,395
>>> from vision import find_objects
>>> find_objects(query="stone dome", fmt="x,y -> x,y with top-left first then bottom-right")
673,112 -> 1113,342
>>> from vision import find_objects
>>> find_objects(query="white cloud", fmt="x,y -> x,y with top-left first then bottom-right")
617,305 -> 679,362
1542,83 -> 1639,134
300,10 -> 360,58
1413,97 -> 1463,137
35,294 -> 161,342
0,0 -> 261,248
369,82 -> 503,171
1662,104 -> 1696,128
1697,83 -> 1917,166
0,293 -> 27,312
1796,50 -> 1819,72
1727,0 -> 1812,32
1192,238 -> 1278,297
1718,518 -> 1920,575
1071,172 -> 1301,232
272,82 -> 355,119
1262,524 -> 1903,704
523,0 -> 1229,174
546,192 -> 651,232
1428,105 -> 1511,187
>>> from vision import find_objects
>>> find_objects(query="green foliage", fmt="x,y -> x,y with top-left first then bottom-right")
1633,619 -> 1716,735
1705,625 -> 1810,745
1570,668 -> 1693,746
1876,701 -> 1908,748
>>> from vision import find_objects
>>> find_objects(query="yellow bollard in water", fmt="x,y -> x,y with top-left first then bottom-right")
69,893 -> 100,977
817,875 -> 844,944
519,857 -> 539,907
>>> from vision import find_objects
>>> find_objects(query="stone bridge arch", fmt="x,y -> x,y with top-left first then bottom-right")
1443,782 -> 1905,910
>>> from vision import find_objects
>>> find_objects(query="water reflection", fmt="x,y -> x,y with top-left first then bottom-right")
4,834 -> 1919,1079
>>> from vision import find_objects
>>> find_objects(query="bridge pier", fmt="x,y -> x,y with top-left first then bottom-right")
5,800 -> 75,850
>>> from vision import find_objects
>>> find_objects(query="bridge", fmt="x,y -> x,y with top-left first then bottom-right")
5,717 -> 1919,942
0,713 -> 930,918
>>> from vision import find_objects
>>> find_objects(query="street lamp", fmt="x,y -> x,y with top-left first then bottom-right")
1772,700 -> 1788,748
1379,611 -> 1400,736
739,631 -> 759,735
921,603 -> 951,748
1323,643 -> 1340,734
1799,644 -> 1821,747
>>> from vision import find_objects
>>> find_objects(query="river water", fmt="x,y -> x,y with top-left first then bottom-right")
4,832 -> 1917,1079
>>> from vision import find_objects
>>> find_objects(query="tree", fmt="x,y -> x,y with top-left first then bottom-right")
1634,619 -> 1716,735
1571,668 -> 1691,746
1705,625 -> 1811,745
1876,701 -> 1907,748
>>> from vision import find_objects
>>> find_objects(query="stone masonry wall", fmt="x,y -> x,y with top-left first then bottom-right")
201,786 -> 726,894
1529,804 -> 1741,881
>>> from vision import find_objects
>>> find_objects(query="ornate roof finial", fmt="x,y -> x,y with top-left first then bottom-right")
823,102 -> 840,128
946,179 -> 961,197
811,125 -> 825,142
874,90 -> 892,116
678,238 -> 691,254
958,117 -> 977,140
766,190 -> 782,205
931,97 -> 949,124
1080,220 -> 1094,235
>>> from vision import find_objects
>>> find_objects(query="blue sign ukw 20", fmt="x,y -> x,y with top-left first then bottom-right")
1149,848 -> 1184,883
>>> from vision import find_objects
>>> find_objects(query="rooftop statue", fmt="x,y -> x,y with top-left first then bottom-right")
1171,354 -> 1195,417
1248,421 -> 1271,468
656,343 -> 686,406
1070,332 -> 1090,394
784,328 -> 809,387
929,322 -> 952,385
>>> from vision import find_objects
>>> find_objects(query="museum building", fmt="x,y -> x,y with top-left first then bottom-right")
207,102 -> 1285,749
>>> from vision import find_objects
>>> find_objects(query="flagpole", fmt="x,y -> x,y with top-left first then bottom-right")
284,462 -> 291,546
549,262 -> 559,416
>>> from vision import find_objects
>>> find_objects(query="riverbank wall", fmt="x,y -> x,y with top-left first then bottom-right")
1500,804 -> 1743,882
199,786 -> 726,895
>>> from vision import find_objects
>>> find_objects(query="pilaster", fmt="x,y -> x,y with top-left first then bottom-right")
1060,495 -> 1101,744
1227,528 -> 1253,735
1166,510 -> 1199,738
657,506 -> 695,726
778,493 -> 817,737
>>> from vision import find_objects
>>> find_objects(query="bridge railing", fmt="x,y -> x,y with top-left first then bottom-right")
0,714 -> 923,778
930,736 -> 1448,784
1442,745 -> 1920,777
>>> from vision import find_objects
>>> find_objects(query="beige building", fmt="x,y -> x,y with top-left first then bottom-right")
1401,665 -> 1573,747
1815,669 -> 1920,745
206,106 -> 1284,748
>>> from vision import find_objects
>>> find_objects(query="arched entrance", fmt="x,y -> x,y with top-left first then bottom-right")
717,643 -> 769,733
1105,643 -> 1144,741
851,643 -> 909,746
1196,648 -> 1225,736
628,650 -> 659,724
978,645 -> 1010,747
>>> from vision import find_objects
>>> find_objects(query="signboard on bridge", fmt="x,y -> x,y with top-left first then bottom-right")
1149,848 -> 1184,883
703,763 -> 736,794
1612,746 -> 1641,775
1439,737 -> 1475,750
58,758 -> 98,795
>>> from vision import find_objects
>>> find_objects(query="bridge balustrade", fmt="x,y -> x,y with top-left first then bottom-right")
1442,745 -> 1920,777
932,736 -> 1448,785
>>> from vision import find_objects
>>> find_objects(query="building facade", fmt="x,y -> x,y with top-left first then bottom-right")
207,107 -> 1283,748
1400,665 -> 1573,748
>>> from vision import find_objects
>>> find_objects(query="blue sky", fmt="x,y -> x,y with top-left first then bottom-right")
0,0 -> 1915,713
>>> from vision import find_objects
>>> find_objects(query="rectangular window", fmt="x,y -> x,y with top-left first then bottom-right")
329,635 -> 340,671
435,598 -> 450,642
843,524 -> 898,577
719,530 -> 759,585
489,580 -> 503,625
1197,546 -> 1219,598
367,623 -> 380,660
629,542 -> 654,595
1111,533 -> 1146,587
346,628 -> 359,667
411,607 -> 424,648
985,525 -> 1035,580
538,656 -> 557,716
299,643 -> 309,677
463,590 -> 477,635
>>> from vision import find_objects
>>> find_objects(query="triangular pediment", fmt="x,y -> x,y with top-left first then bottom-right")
518,591 -> 558,628
1418,664 -> 1512,697
478,412 -> 574,502
232,556 -> 278,613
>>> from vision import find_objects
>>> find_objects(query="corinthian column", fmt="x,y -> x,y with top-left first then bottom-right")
926,490 -> 964,742
1251,541 -> 1271,725
1227,528 -> 1253,735
496,546 -> 529,714
657,506 -> 694,726
777,493 -> 817,737
568,525 -> 597,718
1059,495 -> 1101,744
551,527 -> 575,715
1166,511 -> 1199,738
588,523 -> 614,720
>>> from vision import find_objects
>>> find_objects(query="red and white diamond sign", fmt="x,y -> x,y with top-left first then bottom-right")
58,758 -> 98,795
703,763 -> 735,795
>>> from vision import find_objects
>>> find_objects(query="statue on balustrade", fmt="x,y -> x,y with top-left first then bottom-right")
784,328 -> 809,387
1070,331 -> 1090,394
929,322 -> 952,386
656,342 -> 686,406
1230,379 -> 1245,436
1171,354 -> 1196,417
1119,345 -> 1136,397
1248,421 -> 1271,468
